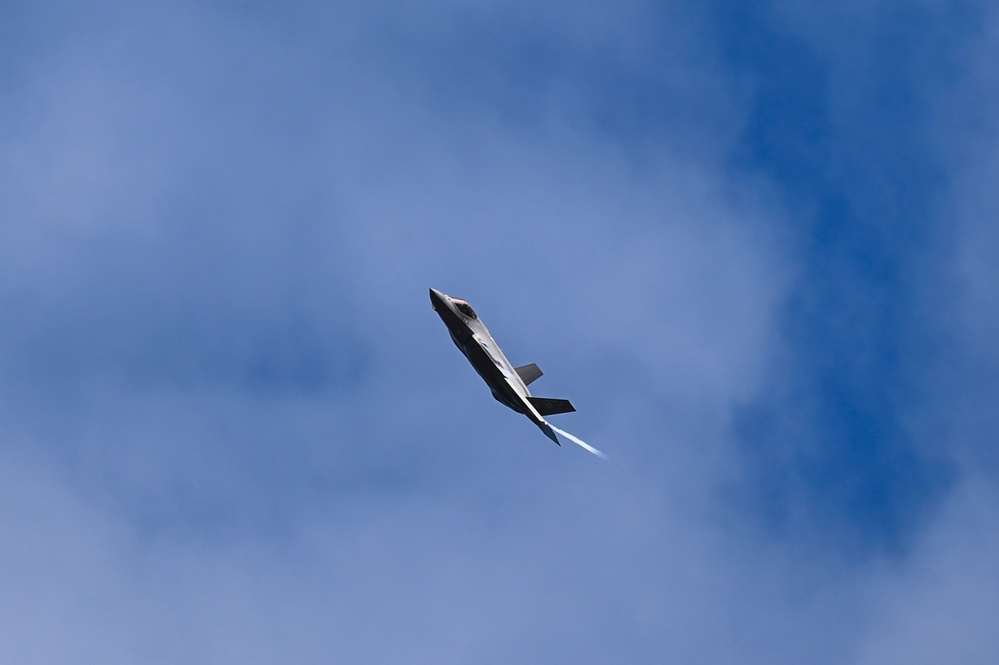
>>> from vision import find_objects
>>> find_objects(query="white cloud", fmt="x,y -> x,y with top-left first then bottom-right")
855,478 -> 999,665
3,0 -> 999,662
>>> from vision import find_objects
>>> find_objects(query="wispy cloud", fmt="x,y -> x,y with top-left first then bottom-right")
1,1 -> 997,662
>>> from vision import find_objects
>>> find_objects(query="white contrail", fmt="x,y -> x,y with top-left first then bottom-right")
549,424 -> 608,460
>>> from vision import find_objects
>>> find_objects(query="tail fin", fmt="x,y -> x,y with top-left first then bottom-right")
528,397 -> 576,416
515,363 -> 543,385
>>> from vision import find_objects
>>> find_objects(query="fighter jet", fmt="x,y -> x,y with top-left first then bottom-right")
430,288 -> 574,445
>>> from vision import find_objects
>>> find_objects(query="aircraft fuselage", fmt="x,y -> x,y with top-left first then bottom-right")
430,288 -> 567,444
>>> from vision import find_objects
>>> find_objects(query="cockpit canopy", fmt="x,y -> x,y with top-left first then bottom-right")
453,299 -> 477,319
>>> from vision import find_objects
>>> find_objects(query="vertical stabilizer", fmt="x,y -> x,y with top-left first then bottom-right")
515,363 -> 543,386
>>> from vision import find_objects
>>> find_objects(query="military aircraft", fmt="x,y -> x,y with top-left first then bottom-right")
430,288 -> 575,445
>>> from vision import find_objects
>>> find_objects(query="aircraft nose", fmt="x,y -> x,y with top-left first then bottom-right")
429,288 -> 447,310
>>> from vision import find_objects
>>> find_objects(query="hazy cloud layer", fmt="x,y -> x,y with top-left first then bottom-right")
2,1 -> 997,662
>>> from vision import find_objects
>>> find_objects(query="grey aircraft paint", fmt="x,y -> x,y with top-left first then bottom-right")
429,288 -> 575,445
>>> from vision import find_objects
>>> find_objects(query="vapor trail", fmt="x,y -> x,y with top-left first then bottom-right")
550,424 -> 608,460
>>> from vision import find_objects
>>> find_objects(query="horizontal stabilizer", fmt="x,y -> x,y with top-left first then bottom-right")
528,396 -> 576,416
515,363 -> 543,386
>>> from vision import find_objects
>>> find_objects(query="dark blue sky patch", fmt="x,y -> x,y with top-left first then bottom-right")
716,4 -> 833,194
714,1 -> 966,554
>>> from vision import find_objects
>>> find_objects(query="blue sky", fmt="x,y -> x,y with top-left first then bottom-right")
3,1 -> 998,662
